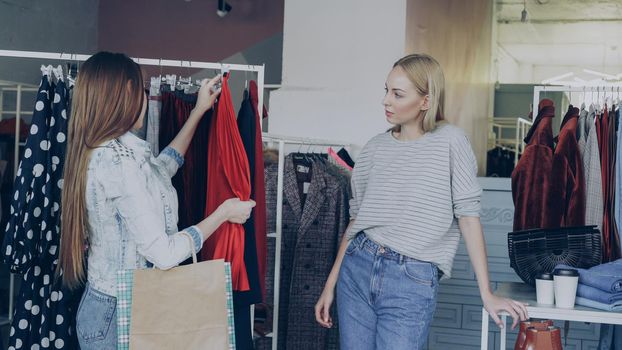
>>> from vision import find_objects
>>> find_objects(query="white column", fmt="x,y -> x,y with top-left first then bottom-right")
268,0 -> 408,150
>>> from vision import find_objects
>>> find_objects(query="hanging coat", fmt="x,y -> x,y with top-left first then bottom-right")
202,74 -> 252,291
511,99 -> 555,231
548,106 -> 585,227
578,108 -> 604,232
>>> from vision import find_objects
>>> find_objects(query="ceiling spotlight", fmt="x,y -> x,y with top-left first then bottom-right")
217,0 -> 232,17
520,0 -> 528,22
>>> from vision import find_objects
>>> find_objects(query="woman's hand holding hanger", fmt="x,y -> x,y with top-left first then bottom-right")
193,75 -> 222,115
168,75 -> 222,157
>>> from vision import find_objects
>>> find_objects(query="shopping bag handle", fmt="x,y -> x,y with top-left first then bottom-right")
183,232 -> 198,264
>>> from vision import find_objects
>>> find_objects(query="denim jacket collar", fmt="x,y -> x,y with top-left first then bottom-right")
118,131 -> 151,160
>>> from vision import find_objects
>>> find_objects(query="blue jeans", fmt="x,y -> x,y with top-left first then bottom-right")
76,283 -> 117,350
337,233 -> 439,350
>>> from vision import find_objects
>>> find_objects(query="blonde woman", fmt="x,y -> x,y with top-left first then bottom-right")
315,54 -> 528,349
58,52 -> 255,349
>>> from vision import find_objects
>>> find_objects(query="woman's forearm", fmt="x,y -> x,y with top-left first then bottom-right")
459,216 -> 494,299
167,108 -> 205,157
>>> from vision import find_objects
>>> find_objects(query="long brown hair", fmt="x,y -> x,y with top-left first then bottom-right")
58,52 -> 144,289
390,54 -> 445,133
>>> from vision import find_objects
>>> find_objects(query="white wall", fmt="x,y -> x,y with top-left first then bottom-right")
0,0 -> 99,85
268,0 -> 407,151
497,47 -> 520,83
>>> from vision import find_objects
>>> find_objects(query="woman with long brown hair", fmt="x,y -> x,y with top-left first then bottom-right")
58,51 -> 255,349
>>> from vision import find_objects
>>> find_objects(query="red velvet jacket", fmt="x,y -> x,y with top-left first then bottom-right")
548,106 -> 585,227
511,99 -> 555,231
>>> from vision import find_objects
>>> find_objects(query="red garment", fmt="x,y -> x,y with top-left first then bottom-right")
0,118 -> 29,138
203,74 -> 252,291
511,99 -> 555,231
160,92 -> 211,230
548,106 -> 585,227
249,80 -> 268,300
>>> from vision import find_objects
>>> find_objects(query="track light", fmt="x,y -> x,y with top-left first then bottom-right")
217,0 -> 232,17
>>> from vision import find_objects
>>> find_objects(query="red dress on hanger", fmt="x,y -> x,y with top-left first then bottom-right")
203,74 -> 252,291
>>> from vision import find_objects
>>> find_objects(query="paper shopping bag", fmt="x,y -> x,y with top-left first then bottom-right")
117,259 -> 236,350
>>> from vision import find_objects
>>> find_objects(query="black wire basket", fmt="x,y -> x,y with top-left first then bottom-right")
508,226 -> 601,286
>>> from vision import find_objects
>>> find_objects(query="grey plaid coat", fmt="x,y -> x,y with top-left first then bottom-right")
260,154 -> 349,349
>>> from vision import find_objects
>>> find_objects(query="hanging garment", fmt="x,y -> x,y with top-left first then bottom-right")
616,107 -> 622,258
511,99 -> 555,231
259,155 -> 347,350
0,118 -> 30,138
548,106 -> 585,227
486,146 -> 515,177
249,81 -> 268,301
3,77 -> 81,349
607,105 -> 621,261
579,108 -> 604,232
3,75 -> 53,272
337,148 -> 355,168
239,81 -> 268,302
146,77 -> 162,155
232,87 -> 268,350
600,107 -> 621,262
249,79 -> 268,121
328,147 -> 353,171
203,74 -> 252,291
159,90 -> 211,231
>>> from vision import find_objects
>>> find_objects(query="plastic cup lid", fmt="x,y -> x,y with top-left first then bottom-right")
553,268 -> 579,277
536,272 -> 554,280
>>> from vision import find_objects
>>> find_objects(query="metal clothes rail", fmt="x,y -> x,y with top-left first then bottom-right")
0,49 -> 266,120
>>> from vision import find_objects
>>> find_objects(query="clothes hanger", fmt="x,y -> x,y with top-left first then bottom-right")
52,65 -> 64,83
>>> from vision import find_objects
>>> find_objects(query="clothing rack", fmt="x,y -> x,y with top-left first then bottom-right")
0,49 -> 266,120
0,49 -> 266,331
532,85 -> 621,118
527,84 -> 622,165
260,132 -> 351,350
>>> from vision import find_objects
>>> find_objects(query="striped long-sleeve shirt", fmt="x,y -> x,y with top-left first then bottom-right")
347,123 -> 482,278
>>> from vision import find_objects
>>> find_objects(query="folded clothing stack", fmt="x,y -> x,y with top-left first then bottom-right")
556,260 -> 622,311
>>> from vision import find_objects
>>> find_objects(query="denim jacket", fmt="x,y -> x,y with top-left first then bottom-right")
85,132 -> 203,296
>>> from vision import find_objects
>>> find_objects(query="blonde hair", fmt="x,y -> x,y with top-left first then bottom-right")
58,52 -> 144,289
391,54 -> 445,133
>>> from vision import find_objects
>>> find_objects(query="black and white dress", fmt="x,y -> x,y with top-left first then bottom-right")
2,74 -> 81,349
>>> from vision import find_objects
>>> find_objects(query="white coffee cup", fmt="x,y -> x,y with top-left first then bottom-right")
535,272 -> 555,305
553,268 -> 579,309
